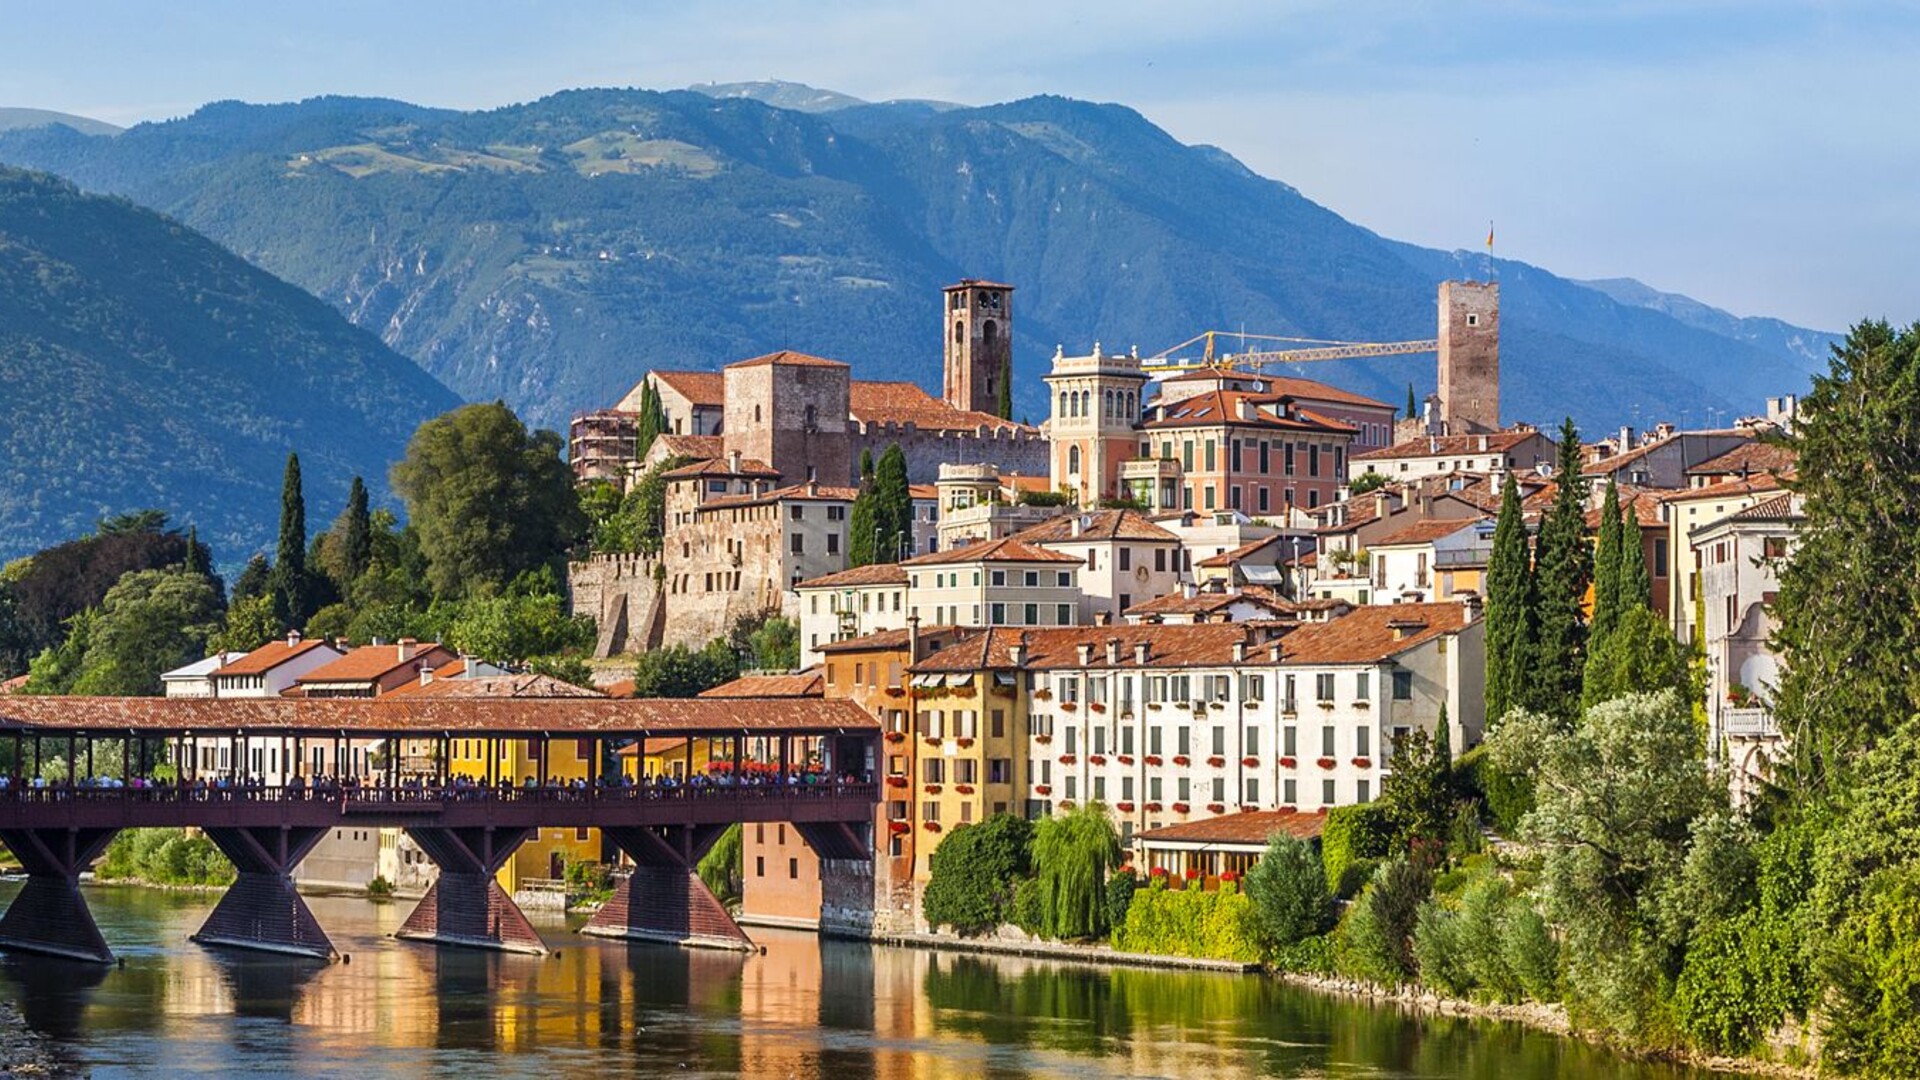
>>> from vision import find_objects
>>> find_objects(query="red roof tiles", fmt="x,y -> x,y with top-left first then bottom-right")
901,537 -> 1082,567
0,696 -> 879,734
1010,509 -> 1180,544
213,638 -> 339,678
1133,808 -> 1326,846
699,670 -> 825,698
796,563 -> 910,590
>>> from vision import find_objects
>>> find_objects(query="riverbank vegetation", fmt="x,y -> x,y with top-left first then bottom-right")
94,828 -> 235,888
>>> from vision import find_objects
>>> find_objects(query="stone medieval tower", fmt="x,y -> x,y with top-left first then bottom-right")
943,280 -> 1014,416
1437,281 -> 1500,435
721,352 -> 852,489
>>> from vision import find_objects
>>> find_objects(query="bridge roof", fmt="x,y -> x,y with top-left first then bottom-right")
0,696 -> 878,736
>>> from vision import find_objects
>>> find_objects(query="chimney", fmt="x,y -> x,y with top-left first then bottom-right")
1094,610 -> 1112,627
1232,639 -> 1248,663
1237,398 -> 1258,422
1477,434 -> 1489,453
397,638 -> 418,662
806,477 -> 819,497
1618,425 -> 1633,453
286,629 -> 302,648
1077,642 -> 1094,667
1428,434 -> 1438,454
419,664 -> 437,688
1181,581 -> 1197,599
728,449 -> 742,472
1268,640 -> 1284,663
1374,491 -> 1390,518
1106,638 -> 1122,665
1134,640 -> 1151,665
907,614 -> 922,661
1071,515 -> 1087,538
1006,632 -> 1025,667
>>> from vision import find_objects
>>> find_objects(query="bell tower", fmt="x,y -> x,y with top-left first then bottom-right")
942,280 -> 1014,416
1437,281 -> 1500,435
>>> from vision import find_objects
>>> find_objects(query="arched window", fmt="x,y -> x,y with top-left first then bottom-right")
1068,446 -> 1082,475
1058,390 -> 1069,418
954,321 -> 965,344
983,320 -> 997,344
1126,391 -> 1137,418
1079,390 -> 1091,418
804,404 -> 817,431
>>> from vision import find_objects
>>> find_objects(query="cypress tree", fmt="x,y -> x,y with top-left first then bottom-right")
342,476 -> 372,584
184,524 -> 212,577
271,452 -> 310,627
848,449 -> 878,566
1524,419 -> 1591,719
1588,478 -> 1624,654
1406,383 -> 1419,421
636,381 -> 666,459
1483,472 -> 1534,726
871,443 -> 913,564
1618,503 -> 1652,612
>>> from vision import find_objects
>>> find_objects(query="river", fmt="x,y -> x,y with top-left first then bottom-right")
0,881 -> 1754,1078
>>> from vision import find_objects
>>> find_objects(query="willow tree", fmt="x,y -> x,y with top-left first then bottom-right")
1032,802 -> 1121,940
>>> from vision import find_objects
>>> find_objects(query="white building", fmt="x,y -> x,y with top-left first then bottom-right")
1349,428 -> 1556,485
1692,492 -> 1801,801
795,563 -> 911,668
1011,509 -> 1184,623
1365,517 -> 1495,605
902,538 -> 1083,628
1660,473 -> 1789,644
160,651 -> 248,698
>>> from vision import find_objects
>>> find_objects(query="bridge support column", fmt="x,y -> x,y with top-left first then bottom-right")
398,826 -> 546,954
0,827 -> 119,963
193,826 -> 336,960
793,821 -> 876,939
583,825 -> 752,951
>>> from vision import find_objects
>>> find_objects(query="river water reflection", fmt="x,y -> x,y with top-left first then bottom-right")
0,881 -> 1752,1079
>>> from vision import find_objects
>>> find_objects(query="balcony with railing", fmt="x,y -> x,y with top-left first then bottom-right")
1722,707 -> 1780,739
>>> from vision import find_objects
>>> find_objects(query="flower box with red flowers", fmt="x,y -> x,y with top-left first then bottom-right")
1171,802 -> 1191,814
1241,756 -> 1260,767
1059,754 -> 1077,765
887,820 -> 910,834
1118,754 -> 1134,765
924,737 -> 942,747
1183,867 -> 1201,881
1240,804 -> 1260,813
1088,754 -> 1107,765
885,775 -> 909,789
1279,755 -> 1297,768
1034,784 -> 1052,796
1035,734 -> 1053,745
1206,756 -> 1226,768
885,686 -> 905,698
1090,702 -> 1107,714
956,737 -> 975,749
957,783 -> 977,794
923,821 -> 942,832
1033,689 -> 1053,701
1219,870 -> 1241,885
1117,801 -> 1136,812
885,731 -> 906,744
1172,754 -> 1190,766
1144,755 -> 1163,766
924,783 -> 942,794
1060,701 -> 1078,713
1144,802 -> 1163,812
1351,756 -> 1372,768
1207,802 -> 1227,813
1149,866 -> 1171,879
1316,757 -> 1338,769
1147,702 -> 1163,711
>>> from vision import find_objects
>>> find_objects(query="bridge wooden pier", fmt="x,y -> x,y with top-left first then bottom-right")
0,696 -> 880,965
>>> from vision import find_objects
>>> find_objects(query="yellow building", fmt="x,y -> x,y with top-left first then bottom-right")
901,649 -> 1032,888
444,733 -> 602,892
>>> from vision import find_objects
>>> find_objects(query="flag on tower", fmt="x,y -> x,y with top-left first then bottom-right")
1486,221 -> 1495,250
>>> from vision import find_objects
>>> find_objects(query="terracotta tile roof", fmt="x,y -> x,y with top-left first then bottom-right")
600,679 -> 636,698
295,644 -> 457,686
1353,429 -> 1548,462
0,696 -> 880,734
1661,472 -> 1788,504
1143,390 -> 1354,434
1369,517 -> 1492,548
213,638 -> 339,678
849,381 -> 1030,434
911,624 -> 1278,673
661,456 -> 781,480
814,625 -> 977,654
0,674 -> 28,695
1687,441 -> 1797,478
1133,808 -> 1327,847
700,669 -> 825,698
1011,509 -> 1180,544
1123,588 -> 1295,618
1195,534 -> 1295,569
653,433 -> 722,459
796,563 -> 910,590
1260,378 -> 1392,411
943,279 -> 1016,291
397,673 -> 607,698
901,537 -> 1082,567
1585,486 -> 1668,530
698,482 -> 858,510
651,370 -> 725,406
725,350 -> 849,370
1003,475 -> 1054,495
1275,602 -> 1472,664
1726,492 -> 1803,523
381,657 -> 470,690
909,484 -> 939,500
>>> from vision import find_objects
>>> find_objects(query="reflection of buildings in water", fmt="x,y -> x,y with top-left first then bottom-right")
0,952 -> 110,1038
285,931 -> 437,1039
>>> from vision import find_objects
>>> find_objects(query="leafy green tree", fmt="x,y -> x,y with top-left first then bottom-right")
442,592 -> 594,663
183,524 -> 213,578
625,638 -> 739,698
870,443 -> 913,564
623,455 -> 691,556
210,593 -> 282,653
1335,856 -> 1432,984
68,569 -> 223,696
1244,834 -> 1333,949
270,452 -> 312,628
24,607 -> 98,694
230,554 -> 271,605
1348,471 -> 1390,495
1522,419 -> 1591,719
528,654 -> 596,689
1406,383 -> 1418,421
1379,710 -> 1453,852
696,823 -> 743,904
389,402 -> 585,598
1483,472 -> 1534,725
1588,478 -> 1624,654
579,480 -> 631,553
1581,604 -> 1689,708
3,520 -> 194,663
848,449 -> 878,567
1771,320 -> 1920,767
340,476 -> 372,586
740,614 -> 799,672
1618,503 -> 1653,609
922,813 -> 1033,935
1031,802 -> 1121,939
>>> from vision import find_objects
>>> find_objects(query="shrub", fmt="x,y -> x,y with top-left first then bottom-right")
1244,834 -> 1333,950
1321,803 -> 1393,894
1104,868 -> 1138,932
1113,880 -> 1261,963
1456,875 -> 1523,1001
1336,858 -> 1381,901
1009,876 -> 1046,936
1672,912 -> 1786,1056
1502,905 -> 1562,1003
366,876 -> 394,898
1413,901 -> 1474,997
922,814 -> 1032,934
1454,744 -> 1531,835
1334,857 -> 1432,985
1271,934 -> 1335,974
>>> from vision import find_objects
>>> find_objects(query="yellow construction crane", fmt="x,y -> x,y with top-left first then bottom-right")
1142,330 -> 1438,375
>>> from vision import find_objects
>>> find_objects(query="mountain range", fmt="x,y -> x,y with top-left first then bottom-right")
0,82 -> 1836,437
0,167 -> 459,563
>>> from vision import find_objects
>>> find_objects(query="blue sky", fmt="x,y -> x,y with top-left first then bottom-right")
2,0 -> 1915,331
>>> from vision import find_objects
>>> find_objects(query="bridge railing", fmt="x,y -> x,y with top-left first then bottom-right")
0,781 -> 880,807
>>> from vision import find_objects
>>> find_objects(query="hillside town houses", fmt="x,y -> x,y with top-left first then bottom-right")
131,275 -> 1810,938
